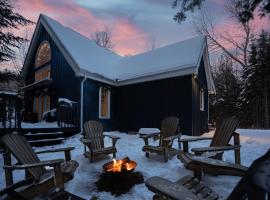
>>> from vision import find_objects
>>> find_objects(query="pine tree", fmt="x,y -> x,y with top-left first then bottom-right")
0,0 -> 33,62
242,31 -> 270,128
209,55 -> 242,122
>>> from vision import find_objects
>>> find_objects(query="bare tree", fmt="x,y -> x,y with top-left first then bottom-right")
11,28 -> 33,74
192,0 -> 252,69
91,27 -> 114,50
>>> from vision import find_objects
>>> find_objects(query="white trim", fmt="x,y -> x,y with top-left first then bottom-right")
98,87 -> 111,119
200,88 -> 205,111
117,66 -> 196,86
23,15 -> 215,92
80,74 -> 87,132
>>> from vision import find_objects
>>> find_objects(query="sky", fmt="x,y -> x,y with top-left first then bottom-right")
2,0 -> 270,71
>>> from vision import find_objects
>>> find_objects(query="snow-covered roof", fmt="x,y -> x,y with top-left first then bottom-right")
23,14 -> 215,93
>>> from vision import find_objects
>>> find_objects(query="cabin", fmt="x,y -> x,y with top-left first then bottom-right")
22,14 -> 215,136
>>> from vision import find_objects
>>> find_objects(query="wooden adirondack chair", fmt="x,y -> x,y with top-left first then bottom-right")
145,149 -> 270,200
179,116 -> 241,164
177,150 -> 248,180
141,116 -> 181,162
80,120 -> 120,162
0,133 -> 79,200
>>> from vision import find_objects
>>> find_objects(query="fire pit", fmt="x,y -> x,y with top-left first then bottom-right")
96,157 -> 144,196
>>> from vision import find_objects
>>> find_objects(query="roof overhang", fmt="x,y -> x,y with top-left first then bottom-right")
23,14 -> 215,93
22,15 -> 81,80
22,78 -> 53,91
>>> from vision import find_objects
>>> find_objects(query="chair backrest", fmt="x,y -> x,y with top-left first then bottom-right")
1,134 -> 46,181
84,120 -> 104,150
210,116 -> 239,147
228,149 -> 270,199
159,116 -> 179,147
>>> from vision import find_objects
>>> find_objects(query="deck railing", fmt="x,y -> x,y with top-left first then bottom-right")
0,96 -> 21,134
57,102 -> 79,129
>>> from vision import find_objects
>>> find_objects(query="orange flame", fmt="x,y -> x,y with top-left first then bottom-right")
106,159 -> 136,172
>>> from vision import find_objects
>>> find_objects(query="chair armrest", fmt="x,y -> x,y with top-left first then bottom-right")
145,176 -> 202,200
179,137 -> 212,143
36,147 -> 75,161
104,134 -> 120,140
4,159 -> 64,170
163,134 -> 182,142
35,147 -> 75,154
139,132 -> 160,139
80,138 -> 92,144
191,145 -> 241,154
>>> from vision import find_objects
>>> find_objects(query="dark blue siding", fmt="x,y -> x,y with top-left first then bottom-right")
116,76 -> 193,134
83,79 -> 118,131
192,58 -> 209,135
24,26 -> 81,114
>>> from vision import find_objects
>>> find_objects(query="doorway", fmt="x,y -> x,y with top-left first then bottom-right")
33,95 -> 50,121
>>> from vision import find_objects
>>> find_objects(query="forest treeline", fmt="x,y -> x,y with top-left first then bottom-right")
210,31 -> 270,129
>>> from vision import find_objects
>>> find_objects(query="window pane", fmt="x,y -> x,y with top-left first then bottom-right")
35,41 -> 51,68
35,67 -> 51,82
101,88 -> 108,117
99,87 -> 110,118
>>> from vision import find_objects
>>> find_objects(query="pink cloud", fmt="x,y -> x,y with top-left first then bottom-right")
15,0 -> 148,56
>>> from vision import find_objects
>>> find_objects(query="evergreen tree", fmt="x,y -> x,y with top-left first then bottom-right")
209,55 -> 242,122
172,0 -> 270,23
242,31 -> 270,128
0,0 -> 33,62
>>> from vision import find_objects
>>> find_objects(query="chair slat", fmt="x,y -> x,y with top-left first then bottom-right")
1,134 -> 46,181
211,116 -> 239,147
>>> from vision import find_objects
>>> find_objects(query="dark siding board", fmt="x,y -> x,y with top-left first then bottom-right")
192,58 -> 209,135
83,79 -> 117,131
116,75 -> 193,135
24,26 -> 81,118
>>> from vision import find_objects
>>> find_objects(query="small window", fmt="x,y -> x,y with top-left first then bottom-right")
200,88 -> 204,111
35,41 -> 51,68
99,87 -> 110,119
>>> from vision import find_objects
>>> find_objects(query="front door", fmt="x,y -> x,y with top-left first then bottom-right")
33,95 -> 50,121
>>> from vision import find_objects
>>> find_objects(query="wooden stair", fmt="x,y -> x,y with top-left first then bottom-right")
21,127 -> 80,147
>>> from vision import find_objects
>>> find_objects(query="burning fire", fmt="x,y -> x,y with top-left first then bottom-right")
105,158 -> 136,172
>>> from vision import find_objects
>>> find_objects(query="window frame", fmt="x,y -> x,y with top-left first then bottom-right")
35,41 -> 51,68
200,88 -> 204,111
98,86 -> 111,119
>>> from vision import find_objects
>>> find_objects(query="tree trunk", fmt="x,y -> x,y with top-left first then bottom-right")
264,79 -> 269,128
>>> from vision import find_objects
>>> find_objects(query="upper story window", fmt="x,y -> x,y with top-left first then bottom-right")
99,87 -> 111,119
200,88 -> 204,111
35,66 -> 51,82
35,41 -> 51,68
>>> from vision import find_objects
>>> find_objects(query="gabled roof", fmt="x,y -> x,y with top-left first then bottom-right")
23,14 -> 215,93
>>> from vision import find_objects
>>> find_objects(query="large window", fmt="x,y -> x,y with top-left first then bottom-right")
35,66 -> 51,82
200,88 -> 204,111
99,87 -> 111,119
35,41 -> 51,68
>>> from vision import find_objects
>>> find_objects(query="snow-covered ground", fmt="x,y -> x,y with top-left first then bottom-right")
21,121 -> 59,129
0,129 -> 269,199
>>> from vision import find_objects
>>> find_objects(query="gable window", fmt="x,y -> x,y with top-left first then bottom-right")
35,66 -> 51,82
35,41 -> 51,68
99,87 -> 111,119
200,88 -> 204,111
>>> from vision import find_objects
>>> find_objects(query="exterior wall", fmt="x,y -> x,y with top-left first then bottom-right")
192,58 -> 209,136
24,24 -> 210,134
24,26 -> 81,117
83,79 -> 118,131
115,75 -> 193,135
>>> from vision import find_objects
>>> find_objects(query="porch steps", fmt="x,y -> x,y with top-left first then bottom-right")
20,127 -> 80,147
25,131 -> 65,147
28,137 -> 65,147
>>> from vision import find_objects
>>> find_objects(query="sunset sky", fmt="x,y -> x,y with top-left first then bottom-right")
10,0 -> 270,57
